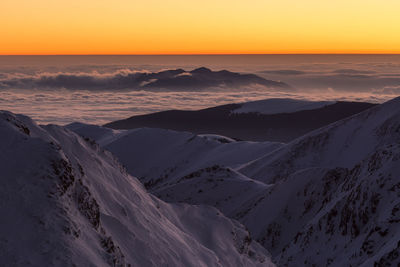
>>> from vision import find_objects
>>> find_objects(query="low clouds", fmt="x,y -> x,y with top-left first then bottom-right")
0,89 -> 393,126
1,56 -> 399,125
0,69 -> 153,90
258,67 -> 400,93
372,86 -> 400,95
0,67 -> 290,91
331,69 -> 376,74
261,70 -> 307,75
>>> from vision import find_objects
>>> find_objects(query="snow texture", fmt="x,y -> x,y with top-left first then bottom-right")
0,111 -> 274,267
70,96 -> 400,266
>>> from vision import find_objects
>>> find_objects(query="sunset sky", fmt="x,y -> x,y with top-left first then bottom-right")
1,0 -> 400,55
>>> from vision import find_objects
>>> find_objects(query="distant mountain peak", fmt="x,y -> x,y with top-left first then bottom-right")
0,66 -> 290,91
190,67 -> 213,74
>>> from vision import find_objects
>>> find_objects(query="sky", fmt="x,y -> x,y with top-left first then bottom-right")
1,0 -> 400,55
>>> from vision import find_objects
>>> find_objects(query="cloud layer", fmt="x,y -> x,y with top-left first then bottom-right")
0,67 -> 289,91
0,89 -> 393,126
0,55 -> 399,125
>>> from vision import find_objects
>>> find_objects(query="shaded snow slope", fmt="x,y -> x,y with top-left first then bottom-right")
67,124 -> 282,191
232,98 -> 336,115
234,145 -> 400,265
0,111 -> 274,266
154,166 -> 270,217
233,97 -> 400,265
239,96 -> 400,183
68,97 -> 400,266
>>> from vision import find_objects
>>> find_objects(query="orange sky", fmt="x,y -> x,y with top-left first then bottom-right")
1,0 -> 400,55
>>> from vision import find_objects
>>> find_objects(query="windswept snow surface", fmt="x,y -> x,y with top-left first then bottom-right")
0,111 -> 274,266
71,96 -> 400,266
232,98 -> 336,115
239,96 -> 400,183
233,97 -> 400,266
67,124 -> 282,191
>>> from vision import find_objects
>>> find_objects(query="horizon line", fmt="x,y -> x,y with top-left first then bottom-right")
1,53 -> 400,56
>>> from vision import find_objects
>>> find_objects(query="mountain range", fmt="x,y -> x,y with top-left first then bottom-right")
1,96 -> 399,266
71,96 -> 400,266
0,111 -> 273,266
104,99 -> 376,142
0,67 -> 290,91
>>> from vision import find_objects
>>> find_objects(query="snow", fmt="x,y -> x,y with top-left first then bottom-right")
67,96 -> 400,266
229,97 -> 400,265
232,98 -> 336,115
3,95 -> 399,266
0,111 -> 274,266
239,96 -> 400,183
67,125 -> 283,191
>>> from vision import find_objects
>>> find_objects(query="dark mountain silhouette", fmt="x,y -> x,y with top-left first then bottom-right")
142,67 -> 291,89
104,100 -> 376,142
0,67 -> 290,91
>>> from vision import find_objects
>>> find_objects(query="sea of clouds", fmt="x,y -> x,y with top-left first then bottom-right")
0,55 -> 399,125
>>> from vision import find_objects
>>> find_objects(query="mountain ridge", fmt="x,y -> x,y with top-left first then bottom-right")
104,99 -> 377,142
0,67 -> 290,91
0,110 -> 274,266
72,96 -> 400,266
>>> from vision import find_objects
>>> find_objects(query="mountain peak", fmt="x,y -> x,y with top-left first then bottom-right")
190,67 -> 213,74
0,110 -> 274,266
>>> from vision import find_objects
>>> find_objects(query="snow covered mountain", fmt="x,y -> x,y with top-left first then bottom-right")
104,99 -> 376,142
233,96 -> 400,266
70,96 -> 400,266
67,123 -> 282,192
0,111 -> 274,266
239,96 -> 400,183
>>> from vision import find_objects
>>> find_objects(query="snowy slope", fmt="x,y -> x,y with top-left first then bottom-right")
157,96 -> 400,266
235,144 -> 400,266
104,100 -> 375,142
154,166 -> 270,217
227,97 -> 400,266
232,98 -> 336,115
0,111 -> 274,266
67,96 -> 400,266
239,96 -> 400,183
67,124 -> 282,191
67,122 -> 128,146
233,96 -> 400,265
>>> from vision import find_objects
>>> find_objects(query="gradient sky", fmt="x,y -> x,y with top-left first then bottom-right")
1,0 -> 400,55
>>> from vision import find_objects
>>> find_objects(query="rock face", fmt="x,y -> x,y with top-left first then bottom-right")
73,97 -> 400,266
0,111 -> 274,267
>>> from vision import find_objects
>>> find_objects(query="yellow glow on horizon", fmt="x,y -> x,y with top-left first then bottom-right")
1,0 -> 400,55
